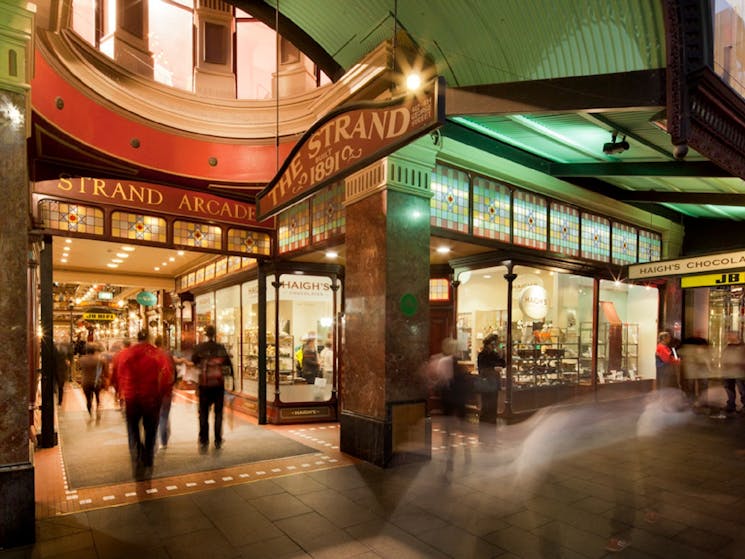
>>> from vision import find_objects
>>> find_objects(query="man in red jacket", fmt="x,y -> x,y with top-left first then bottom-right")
118,330 -> 172,479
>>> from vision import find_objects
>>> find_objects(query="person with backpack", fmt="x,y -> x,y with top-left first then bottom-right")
191,325 -> 233,452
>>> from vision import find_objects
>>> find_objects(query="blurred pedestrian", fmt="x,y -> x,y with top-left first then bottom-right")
300,332 -> 320,384
118,331 -> 172,479
438,337 -> 474,477
721,330 -> 745,415
655,331 -> 680,389
678,334 -> 712,409
53,342 -> 70,406
154,335 -> 177,449
477,334 -> 505,424
191,325 -> 233,452
109,338 -> 131,410
78,343 -> 104,419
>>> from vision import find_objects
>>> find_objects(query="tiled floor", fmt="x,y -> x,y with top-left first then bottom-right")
7,389 -> 745,558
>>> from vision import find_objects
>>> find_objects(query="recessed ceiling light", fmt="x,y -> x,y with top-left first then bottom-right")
483,274 -> 492,279
121,246 -> 135,252
60,258 -> 67,263
111,259 -> 123,263
106,263 -> 118,268
63,246 -> 70,252
436,246 -> 451,254
64,239 -> 72,244
161,262 -> 168,266
154,267 -> 160,271
116,253 -> 129,258
177,250 -> 185,256
325,251 -> 338,259
169,257 -> 175,262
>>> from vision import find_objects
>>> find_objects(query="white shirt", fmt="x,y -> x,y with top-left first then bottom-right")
320,347 -> 334,377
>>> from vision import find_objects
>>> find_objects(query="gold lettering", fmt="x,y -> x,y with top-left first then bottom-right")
219,202 -> 234,218
307,131 -> 322,159
57,177 -> 73,191
178,195 -> 193,212
369,112 -> 386,140
387,107 -> 410,137
78,177 -> 90,194
206,200 -> 219,214
333,115 -> 352,142
193,196 -> 206,214
129,184 -> 145,203
147,188 -> 163,205
349,114 -> 369,139
111,183 -> 127,200
92,178 -> 108,197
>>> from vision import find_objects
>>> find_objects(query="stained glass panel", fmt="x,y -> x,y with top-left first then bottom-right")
111,211 -> 167,242
549,202 -> 580,257
227,229 -> 271,256
429,278 -> 450,302
472,175 -> 510,241
215,258 -> 228,277
278,201 -> 310,253
430,164 -> 469,233
204,263 -> 215,281
228,255 -> 243,272
173,220 -> 221,249
638,230 -> 662,263
581,213 -> 610,262
38,199 -> 104,235
513,190 -> 547,249
312,182 -> 345,243
611,222 -> 638,265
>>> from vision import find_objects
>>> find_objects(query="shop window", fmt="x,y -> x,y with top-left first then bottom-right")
173,220 -> 222,249
227,228 -> 271,256
611,221 -> 638,265
311,182 -> 345,243
38,199 -> 104,235
594,281 -> 658,383
215,285 -> 240,388
195,267 -> 205,284
429,278 -> 450,302
472,175 -> 510,241
580,212 -> 610,262
204,263 -> 215,282
549,202 -> 580,257
513,190 -> 547,250
111,211 -> 167,242
431,164 -> 469,234
228,255 -> 243,273
194,292 -> 214,341
215,257 -> 228,277
278,202 -> 310,253
638,229 -> 662,263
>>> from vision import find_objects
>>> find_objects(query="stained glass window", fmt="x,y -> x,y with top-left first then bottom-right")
227,229 -> 271,256
38,199 -> 104,235
173,220 -> 221,250
111,212 -> 167,243
215,258 -> 228,277
513,190 -> 547,249
278,201 -> 310,253
228,255 -> 243,272
204,263 -> 215,281
638,230 -> 662,263
429,278 -> 450,302
312,182 -> 345,243
581,213 -> 610,262
472,175 -> 510,241
185,272 -> 196,288
195,267 -> 205,284
612,222 -> 638,265
430,164 -> 469,233
549,202 -> 580,257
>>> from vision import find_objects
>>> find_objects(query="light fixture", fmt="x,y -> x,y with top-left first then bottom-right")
325,251 -> 338,259
436,246 -> 451,254
405,72 -> 421,91
602,131 -> 629,155
121,245 -> 135,252
116,252 -> 129,258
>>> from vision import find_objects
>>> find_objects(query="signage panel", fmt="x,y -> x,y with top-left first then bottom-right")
33,177 -> 273,229
82,312 -> 116,321
628,249 -> 745,280
257,77 -> 446,220
136,290 -> 158,306
681,271 -> 745,288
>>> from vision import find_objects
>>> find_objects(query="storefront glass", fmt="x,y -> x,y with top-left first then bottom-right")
215,285 -> 241,389
240,280 -> 259,396
597,280 -> 658,383
194,292 -> 214,342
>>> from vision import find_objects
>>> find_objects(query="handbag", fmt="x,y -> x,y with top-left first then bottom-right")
474,375 -> 500,393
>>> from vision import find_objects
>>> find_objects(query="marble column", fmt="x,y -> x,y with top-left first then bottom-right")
340,139 -> 438,467
0,1 -> 35,548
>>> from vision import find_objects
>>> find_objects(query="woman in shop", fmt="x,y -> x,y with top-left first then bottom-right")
300,332 -> 320,384
477,334 -> 505,423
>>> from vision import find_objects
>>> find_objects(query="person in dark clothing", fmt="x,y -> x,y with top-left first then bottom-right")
477,334 -> 505,423
722,330 -> 745,415
300,332 -> 320,384
438,338 -> 474,477
53,343 -> 70,405
191,325 -> 233,451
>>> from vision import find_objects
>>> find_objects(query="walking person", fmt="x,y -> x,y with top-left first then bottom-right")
118,331 -> 172,479
721,330 -> 745,415
53,342 -> 70,406
191,325 -> 233,452
477,334 -> 505,424
154,335 -> 177,449
78,344 -> 104,419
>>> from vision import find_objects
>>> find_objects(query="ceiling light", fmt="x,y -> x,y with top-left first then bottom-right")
602,131 -> 629,155
325,251 -> 338,259
121,246 -> 135,252
64,239 -> 72,244
177,250 -> 185,256
111,259 -> 123,263
63,246 -> 70,251
161,261 -> 168,266
406,72 -> 421,91
106,263 -> 118,268
436,246 -> 451,254
169,257 -> 175,262
60,258 -> 67,263
116,252 -> 129,258
154,267 -> 160,271
483,274 -> 492,279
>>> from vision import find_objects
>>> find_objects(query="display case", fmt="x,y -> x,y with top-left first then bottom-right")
242,327 -> 295,384
579,322 -> 639,383
511,342 -> 580,389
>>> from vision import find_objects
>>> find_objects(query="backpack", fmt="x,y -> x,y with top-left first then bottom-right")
200,350 -> 230,387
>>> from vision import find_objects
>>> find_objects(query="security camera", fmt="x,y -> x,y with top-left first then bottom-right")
602,139 -> 630,155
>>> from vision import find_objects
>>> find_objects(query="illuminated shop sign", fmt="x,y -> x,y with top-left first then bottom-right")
82,312 -> 116,321
33,177 -> 273,229
257,77 -> 446,220
681,271 -> 745,288
628,249 -> 745,279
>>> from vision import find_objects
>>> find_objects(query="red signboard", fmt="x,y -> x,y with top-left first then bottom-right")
33,177 -> 274,229
256,77 -> 445,220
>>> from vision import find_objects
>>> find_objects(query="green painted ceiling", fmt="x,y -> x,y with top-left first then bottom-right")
241,0 -> 745,222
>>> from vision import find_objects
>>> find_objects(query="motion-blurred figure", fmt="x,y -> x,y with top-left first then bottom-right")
721,330 -> 745,415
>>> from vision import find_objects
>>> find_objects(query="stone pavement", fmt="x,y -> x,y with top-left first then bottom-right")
4,393 -> 745,558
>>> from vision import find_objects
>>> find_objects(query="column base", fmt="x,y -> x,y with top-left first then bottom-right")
0,462 -> 35,548
340,401 -> 431,468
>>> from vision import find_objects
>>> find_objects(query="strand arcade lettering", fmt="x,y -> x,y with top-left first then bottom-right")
39,177 -> 261,227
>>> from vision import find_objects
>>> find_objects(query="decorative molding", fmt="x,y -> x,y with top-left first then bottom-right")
344,155 -> 433,207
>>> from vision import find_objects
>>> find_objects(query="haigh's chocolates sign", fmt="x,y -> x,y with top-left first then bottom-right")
257,77 -> 445,220
33,177 -> 273,229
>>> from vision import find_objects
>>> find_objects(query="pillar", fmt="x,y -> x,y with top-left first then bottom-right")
193,0 -> 236,98
340,138 -> 438,467
0,0 -> 35,548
